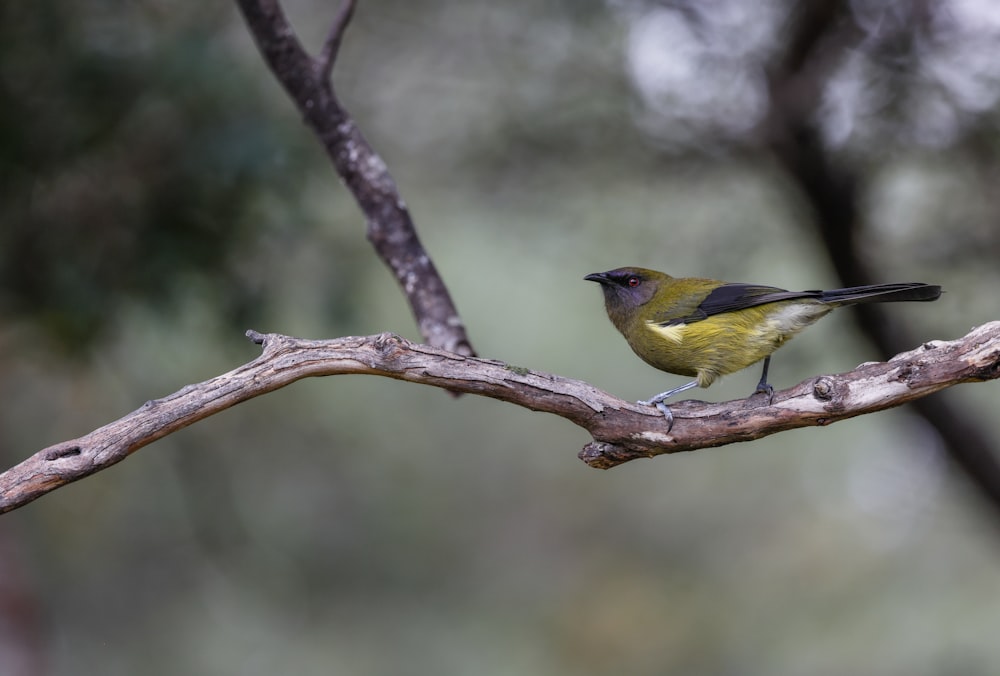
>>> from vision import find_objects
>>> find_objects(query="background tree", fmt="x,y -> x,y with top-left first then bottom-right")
1,0 -> 999,674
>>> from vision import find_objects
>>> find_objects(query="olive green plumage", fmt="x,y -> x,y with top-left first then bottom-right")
585,267 -> 941,406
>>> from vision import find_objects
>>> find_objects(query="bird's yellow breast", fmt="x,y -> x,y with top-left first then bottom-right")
635,300 -> 832,387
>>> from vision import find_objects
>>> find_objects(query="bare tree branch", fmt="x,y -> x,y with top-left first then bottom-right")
316,0 -> 357,82
233,0 -> 475,356
2,322 -> 997,514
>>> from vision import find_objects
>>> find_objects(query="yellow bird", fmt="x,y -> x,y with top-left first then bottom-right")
585,267 -> 941,427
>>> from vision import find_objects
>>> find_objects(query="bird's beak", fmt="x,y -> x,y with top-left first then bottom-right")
584,272 -> 609,284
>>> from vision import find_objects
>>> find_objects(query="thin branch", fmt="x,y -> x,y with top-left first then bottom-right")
233,0 -> 475,356
316,0 -> 357,82
2,322 -> 997,514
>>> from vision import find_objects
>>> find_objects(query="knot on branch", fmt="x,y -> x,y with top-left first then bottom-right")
45,444 -> 82,461
812,376 -> 835,400
373,332 -> 404,354
370,332 -> 410,370
890,360 -> 925,386
579,441 -> 651,469
973,348 -> 1000,381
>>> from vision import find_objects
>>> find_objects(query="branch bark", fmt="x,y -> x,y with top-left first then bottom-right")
234,0 -> 475,356
2,322 -> 997,514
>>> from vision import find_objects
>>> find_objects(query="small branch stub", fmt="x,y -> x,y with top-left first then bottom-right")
812,376 -> 834,400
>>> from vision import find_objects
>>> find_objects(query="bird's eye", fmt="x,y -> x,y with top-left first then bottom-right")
627,276 -> 641,288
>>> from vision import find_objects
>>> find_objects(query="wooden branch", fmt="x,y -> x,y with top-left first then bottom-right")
234,0 -> 475,356
2,322 -> 997,515
316,0 -> 357,82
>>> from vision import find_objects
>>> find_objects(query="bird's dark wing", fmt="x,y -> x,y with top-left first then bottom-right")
659,284 -> 822,326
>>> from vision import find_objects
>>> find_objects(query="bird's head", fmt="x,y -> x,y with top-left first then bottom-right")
584,267 -> 671,330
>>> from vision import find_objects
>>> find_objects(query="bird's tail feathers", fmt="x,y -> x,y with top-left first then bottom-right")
819,283 -> 941,306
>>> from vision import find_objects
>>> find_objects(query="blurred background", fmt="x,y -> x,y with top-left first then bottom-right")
2,0 -> 1000,674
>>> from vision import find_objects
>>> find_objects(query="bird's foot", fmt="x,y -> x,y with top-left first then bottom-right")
638,380 -> 698,433
753,382 -> 775,406
637,396 -> 675,433
655,402 -> 675,432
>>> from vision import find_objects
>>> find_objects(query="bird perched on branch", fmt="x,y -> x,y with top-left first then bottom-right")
585,267 -> 941,429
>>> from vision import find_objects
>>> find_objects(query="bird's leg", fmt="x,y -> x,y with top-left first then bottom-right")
638,379 -> 699,432
753,356 -> 774,404
638,380 -> 699,406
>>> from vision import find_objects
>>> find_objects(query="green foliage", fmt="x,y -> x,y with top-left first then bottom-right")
0,0 -> 312,351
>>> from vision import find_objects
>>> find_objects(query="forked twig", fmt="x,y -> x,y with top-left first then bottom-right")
234,0 -> 475,356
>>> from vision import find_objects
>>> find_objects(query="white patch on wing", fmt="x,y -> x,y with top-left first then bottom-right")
645,321 -> 687,343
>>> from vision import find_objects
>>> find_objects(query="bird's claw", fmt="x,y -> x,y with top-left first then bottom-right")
655,402 -> 675,433
638,398 -> 675,433
754,383 -> 775,405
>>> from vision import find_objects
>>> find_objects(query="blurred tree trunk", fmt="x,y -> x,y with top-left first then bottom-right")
766,0 -> 1000,522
